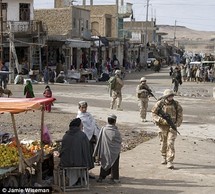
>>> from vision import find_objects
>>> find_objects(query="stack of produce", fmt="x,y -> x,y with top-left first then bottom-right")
25,140 -> 54,155
0,141 -> 35,168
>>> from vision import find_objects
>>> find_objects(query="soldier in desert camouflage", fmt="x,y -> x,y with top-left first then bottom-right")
110,70 -> 124,111
151,89 -> 183,169
136,77 -> 152,122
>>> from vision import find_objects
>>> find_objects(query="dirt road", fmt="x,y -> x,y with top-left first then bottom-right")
2,66 -> 215,193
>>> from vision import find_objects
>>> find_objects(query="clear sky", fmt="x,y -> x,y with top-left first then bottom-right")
34,0 -> 215,32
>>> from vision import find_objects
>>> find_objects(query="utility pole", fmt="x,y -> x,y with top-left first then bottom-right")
9,22 -> 19,83
0,0 -> 3,60
173,20 -> 177,46
116,0 -> 119,38
144,0 -> 150,68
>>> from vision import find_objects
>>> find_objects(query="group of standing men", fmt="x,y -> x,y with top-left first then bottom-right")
60,101 -> 122,185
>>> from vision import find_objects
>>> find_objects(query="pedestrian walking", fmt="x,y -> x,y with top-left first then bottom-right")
136,77 -> 152,122
111,55 -> 120,70
43,85 -> 53,112
186,65 -> 191,81
151,89 -> 183,169
94,114 -> 122,184
195,67 -> 202,83
24,80 -> 35,98
181,65 -> 187,82
169,65 -> 173,76
43,66 -> 49,84
49,68 -> 56,84
172,67 -> 182,93
110,70 -> 124,111
0,61 -> 9,89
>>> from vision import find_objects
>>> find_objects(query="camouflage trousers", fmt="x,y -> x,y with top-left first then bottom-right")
158,125 -> 177,162
138,98 -> 148,119
110,90 -> 122,108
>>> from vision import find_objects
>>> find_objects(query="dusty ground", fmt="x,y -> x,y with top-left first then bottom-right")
1,66 -> 215,193
0,110 -> 156,153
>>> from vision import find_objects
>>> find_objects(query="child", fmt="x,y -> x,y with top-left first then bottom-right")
43,85 -> 52,112
24,80 -> 35,98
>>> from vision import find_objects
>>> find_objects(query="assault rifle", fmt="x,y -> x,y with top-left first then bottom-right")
142,87 -> 157,100
157,108 -> 180,135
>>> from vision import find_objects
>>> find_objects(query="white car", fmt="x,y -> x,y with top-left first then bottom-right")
147,58 -> 156,67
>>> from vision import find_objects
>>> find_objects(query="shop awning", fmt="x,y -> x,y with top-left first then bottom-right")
66,39 -> 91,48
0,98 -> 56,114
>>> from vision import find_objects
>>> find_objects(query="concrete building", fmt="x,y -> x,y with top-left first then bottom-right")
0,0 -> 46,81
34,5 -> 91,73
56,0 -> 132,68
123,20 -> 159,65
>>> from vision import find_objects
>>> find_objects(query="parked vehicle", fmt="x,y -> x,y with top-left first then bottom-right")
147,58 -> 156,68
189,61 -> 215,69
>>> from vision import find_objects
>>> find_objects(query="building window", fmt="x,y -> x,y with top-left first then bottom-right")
2,3 -> 7,10
73,18 -> 76,28
105,18 -> 112,37
91,22 -> 99,36
86,20 -> 89,30
19,3 -> 30,21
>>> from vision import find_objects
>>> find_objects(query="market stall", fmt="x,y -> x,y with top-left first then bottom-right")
0,97 -> 56,186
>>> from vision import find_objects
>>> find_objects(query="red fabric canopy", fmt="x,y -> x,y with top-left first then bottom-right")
0,98 -> 56,114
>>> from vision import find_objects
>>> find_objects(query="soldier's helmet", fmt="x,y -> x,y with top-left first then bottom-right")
162,89 -> 175,98
115,70 -> 121,75
140,77 -> 146,82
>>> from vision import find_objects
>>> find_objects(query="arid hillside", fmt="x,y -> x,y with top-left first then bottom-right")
158,25 -> 215,53
158,25 -> 215,41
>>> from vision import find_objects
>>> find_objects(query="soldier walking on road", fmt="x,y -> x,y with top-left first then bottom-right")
110,70 -> 124,111
151,89 -> 183,169
136,77 -> 152,122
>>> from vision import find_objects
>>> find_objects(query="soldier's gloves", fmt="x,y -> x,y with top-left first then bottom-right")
159,118 -> 168,125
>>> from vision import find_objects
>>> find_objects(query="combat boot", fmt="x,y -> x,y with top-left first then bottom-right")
167,161 -> 174,169
116,106 -> 123,111
161,157 -> 167,165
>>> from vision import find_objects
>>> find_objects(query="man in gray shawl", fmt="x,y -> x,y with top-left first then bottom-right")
94,114 -> 122,184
